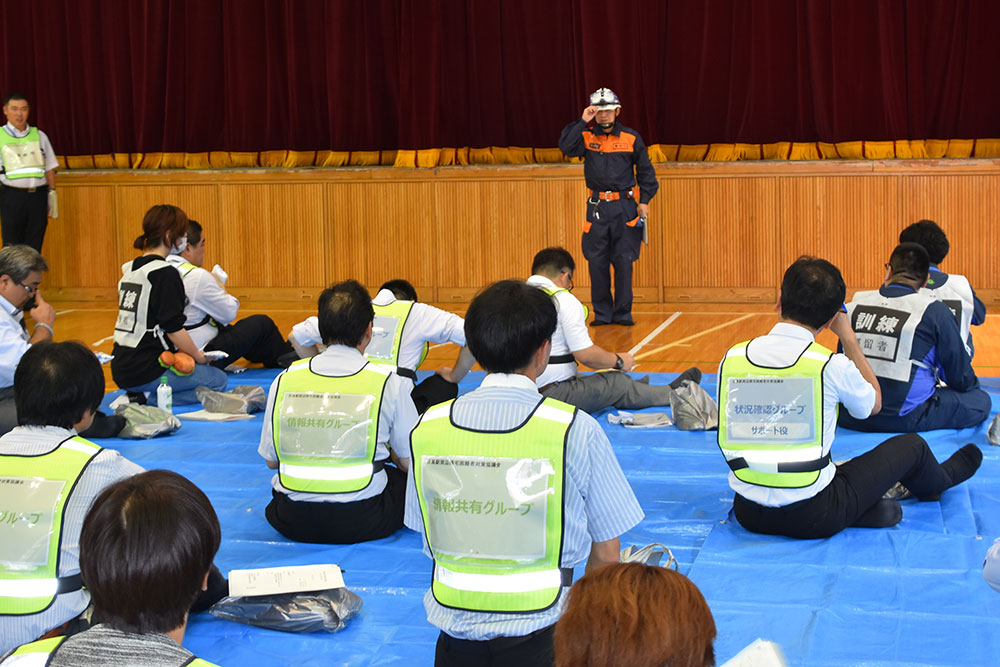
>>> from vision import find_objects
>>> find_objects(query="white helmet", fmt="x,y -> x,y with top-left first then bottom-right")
589,87 -> 621,111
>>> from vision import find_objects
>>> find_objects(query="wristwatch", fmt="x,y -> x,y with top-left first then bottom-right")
614,354 -> 624,370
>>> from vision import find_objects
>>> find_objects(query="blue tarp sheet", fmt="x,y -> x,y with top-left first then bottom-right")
97,370 -> 1000,666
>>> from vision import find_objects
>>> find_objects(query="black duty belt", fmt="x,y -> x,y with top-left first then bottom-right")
548,354 -> 576,365
727,453 -> 832,474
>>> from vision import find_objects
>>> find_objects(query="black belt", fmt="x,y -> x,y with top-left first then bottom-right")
395,367 -> 418,382
727,453 -> 832,474
548,354 -> 576,365
184,315 -> 215,331
57,573 -> 84,594
1,183 -> 46,194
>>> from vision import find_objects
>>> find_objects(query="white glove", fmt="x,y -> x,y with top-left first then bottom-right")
47,189 -> 58,219
211,264 -> 229,285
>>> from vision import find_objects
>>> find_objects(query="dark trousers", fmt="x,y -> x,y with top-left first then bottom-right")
733,433 -> 954,539
838,386 -> 991,433
582,199 -> 642,323
0,184 -> 49,251
205,314 -> 293,369
435,625 -> 555,667
265,465 -> 406,544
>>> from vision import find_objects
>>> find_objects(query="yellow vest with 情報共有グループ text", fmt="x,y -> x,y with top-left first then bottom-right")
0,437 -> 102,616
272,358 -> 391,494
0,127 -> 45,181
717,340 -> 834,489
411,396 -> 575,613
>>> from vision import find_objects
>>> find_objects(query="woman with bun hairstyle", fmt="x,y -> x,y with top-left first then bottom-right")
110,204 -> 226,405
555,562 -> 717,667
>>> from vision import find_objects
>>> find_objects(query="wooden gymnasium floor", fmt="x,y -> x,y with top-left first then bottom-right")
44,299 -> 1000,392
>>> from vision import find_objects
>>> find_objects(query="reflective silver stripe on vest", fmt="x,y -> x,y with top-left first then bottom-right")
0,578 -> 58,598
278,461 -> 373,482
433,563 -> 563,593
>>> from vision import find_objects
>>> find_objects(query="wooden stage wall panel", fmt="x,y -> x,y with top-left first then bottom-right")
46,161 -> 1000,305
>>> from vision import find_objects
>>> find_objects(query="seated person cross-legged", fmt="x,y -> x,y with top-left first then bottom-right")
527,247 -> 700,415
1,470 -> 224,666
259,280 -> 418,544
716,257 -> 982,540
166,219 -> 294,369
838,242 -> 990,433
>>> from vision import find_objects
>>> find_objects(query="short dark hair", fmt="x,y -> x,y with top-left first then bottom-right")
780,256 -> 846,329
379,279 -> 418,302
186,219 -> 204,247
531,247 -> 576,277
15,341 -> 104,429
465,280 -> 556,373
318,280 -> 374,347
133,204 -> 189,251
80,470 -> 221,635
888,242 -> 930,284
2,92 -> 28,107
899,219 -> 949,264
0,245 -> 48,283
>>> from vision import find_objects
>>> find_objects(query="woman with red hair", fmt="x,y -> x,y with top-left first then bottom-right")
555,562 -> 716,667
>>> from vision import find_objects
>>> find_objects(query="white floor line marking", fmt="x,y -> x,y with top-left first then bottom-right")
629,312 -> 681,356
636,312 -> 763,360
92,335 -> 114,346
55,309 -> 77,315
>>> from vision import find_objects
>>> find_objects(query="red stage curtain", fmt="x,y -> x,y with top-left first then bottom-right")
2,0 -> 999,166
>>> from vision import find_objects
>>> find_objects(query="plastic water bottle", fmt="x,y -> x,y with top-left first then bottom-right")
156,376 -> 173,414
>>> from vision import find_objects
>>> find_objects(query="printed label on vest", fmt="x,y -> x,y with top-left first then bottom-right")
278,392 -> 373,460
115,281 -> 143,334
941,299 -> 963,326
725,377 -> 816,443
421,455 -> 552,562
1,143 -> 44,171
365,315 -> 400,361
0,477 -> 64,569
852,305 -> 911,362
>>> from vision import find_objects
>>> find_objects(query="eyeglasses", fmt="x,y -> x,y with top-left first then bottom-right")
17,281 -> 38,294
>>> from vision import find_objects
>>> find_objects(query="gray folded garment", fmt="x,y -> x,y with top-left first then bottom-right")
607,411 -> 674,428
988,413 -> 1000,446
196,385 -> 267,414
113,403 -> 182,439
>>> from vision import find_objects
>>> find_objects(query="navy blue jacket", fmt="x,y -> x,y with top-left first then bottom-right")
558,119 -> 659,205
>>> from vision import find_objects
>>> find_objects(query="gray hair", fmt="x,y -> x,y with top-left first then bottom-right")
0,245 -> 48,283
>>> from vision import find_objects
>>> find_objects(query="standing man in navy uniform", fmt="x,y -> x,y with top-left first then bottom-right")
0,94 -> 58,251
559,88 -> 658,326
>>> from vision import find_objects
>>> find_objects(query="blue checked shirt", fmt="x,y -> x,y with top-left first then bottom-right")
403,373 -> 644,640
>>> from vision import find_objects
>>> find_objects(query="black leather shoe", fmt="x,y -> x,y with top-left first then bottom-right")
613,318 -> 635,326
589,320 -> 611,327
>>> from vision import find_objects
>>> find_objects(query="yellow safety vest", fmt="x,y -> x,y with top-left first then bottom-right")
272,358 -> 391,494
717,340 -> 833,488
0,437 -> 101,616
0,127 -> 45,180
411,397 -> 575,612
1,636 -> 220,666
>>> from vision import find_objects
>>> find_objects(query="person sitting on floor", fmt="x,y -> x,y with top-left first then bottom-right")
1,470 -> 224,666
899,219 -> 986,358
839,242 -> 990,433
166,219 -> 294,369
259,279 -> 418,544
527,247 -> 700,414
716,256 -> 982,539
0,245 -> 121,437
0,341 -> 144,655
554,562 -> 716,667
290,278 -> 475,413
